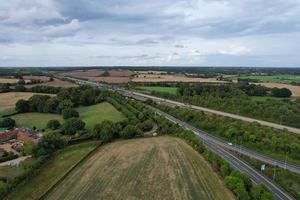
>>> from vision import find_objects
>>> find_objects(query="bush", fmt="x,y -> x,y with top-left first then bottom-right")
62,108 -> 79,119
120,125 -> 143,139
47,119 -> 61,130
0,118 -> 15,128
61,118 -> 85,135
15,99 -> 29,113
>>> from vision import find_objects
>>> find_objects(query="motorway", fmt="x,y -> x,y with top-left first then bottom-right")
64,76 -> 296,199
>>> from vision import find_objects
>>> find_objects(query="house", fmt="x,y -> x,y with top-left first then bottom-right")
0,130 -> 18,143
0,128 -> 38,143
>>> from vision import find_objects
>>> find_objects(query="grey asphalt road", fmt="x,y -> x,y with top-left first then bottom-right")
64,76 -> 296,199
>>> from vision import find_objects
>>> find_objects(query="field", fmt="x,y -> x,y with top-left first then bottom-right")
137,86 -> 178,95
45,137 -> 234,200
5,142 -> 100,200
233,74 -> 300,84
255,82 -> 300,97
250,96 -> 288,102
25,78 -> 78,88
11,113 -> 63,129
8,102 -> 124,129
76,102 -> 126,130
63,69 -> 133,83
0,92 -> 55,116
132,74 -> 227,83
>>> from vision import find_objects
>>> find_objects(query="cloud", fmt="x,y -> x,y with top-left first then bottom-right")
42,19 -> 81,38
219,45 -> 251,55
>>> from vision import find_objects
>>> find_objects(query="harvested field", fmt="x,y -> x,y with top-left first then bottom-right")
45,137 -> 234,200
132,74 -> 227,83
63,69 -> 134,83
23,75 -> 50,81
0,78 -> 30,84
255,82 -> 300,97
25,78 -> 78,88
0,92 -> 54,114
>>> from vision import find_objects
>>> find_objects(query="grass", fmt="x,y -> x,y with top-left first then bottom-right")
250,96 -> 288,102
232,74 -> 300,84
5,141 -> 100,200
137,86 -> 178,95
45,137 -> 234,200
9,102 -> 124,130
76,102 -> 126,130
11,113 -> 63,129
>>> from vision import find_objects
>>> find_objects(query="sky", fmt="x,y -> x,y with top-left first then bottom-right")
0,0 -> 300,67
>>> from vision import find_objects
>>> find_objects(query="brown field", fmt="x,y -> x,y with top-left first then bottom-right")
255,82 -> 300,97
0,92 -> 55,114
25,78 -> 78,88
0,78 -> 30,84
45,137 -> 234,200
23,75 -> 50,81
63,69 -> 134,83
132,74 -> 227,83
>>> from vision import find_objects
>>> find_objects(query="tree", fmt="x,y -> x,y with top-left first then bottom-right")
22,141 -> 37,155
251,184 -> 274,200
271,88 -> 292,98
28,95 -> 51,112
0,118 -> 16,128
61,118 -> 85,135
58,99 -> 73,113
62,108 -> 79,119
15,99 -> 29,113
34,132 -> 66,156
225,176 -> 250,200
120,125 -> 143,139
43,97 -> 60,113
15,84 -> 26,92
93,120 -> 115,142
47,119 -> 61,130
80,89 -> 95,106
17,79 -> 25,85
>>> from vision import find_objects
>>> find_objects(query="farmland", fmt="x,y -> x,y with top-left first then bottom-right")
25,78 -> 78,88
76,102 -> 126,130
5,142 -> 100,200
45,137 -> 234,200
137,86 -> 178,95
255,82 -> 300,97
233,74 -> 300,84
0,92 -> 55,116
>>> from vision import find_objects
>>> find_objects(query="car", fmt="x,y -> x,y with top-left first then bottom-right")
228,142 -> 233,146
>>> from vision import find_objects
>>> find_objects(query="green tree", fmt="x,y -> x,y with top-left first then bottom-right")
17,79 -> 25,85
47,119 -> 61,130
271,88 -> 292,97
120,125 -> 143,139
93,120 -> 115,142
62,108 -> 79,119
225,176 -> 249,200
43,97 -> 60,113
251,184 -> 274,200
34,132 -> 66,156
15,84 -> 26,92
15,99 -> 29,113
58,99 -> 74,113
22,141 -> 37,155
0,118 -> 16,128
61,118 -> 85,135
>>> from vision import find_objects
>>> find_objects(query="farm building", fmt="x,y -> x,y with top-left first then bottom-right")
0,128 -> 38,143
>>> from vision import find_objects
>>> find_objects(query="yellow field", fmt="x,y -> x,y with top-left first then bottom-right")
45,137 -> 234,200
255,82 -> 300,97
0,92 -> 54,114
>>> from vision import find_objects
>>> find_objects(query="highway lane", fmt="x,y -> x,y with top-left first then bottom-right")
65,76 -> 300,173
151,106 -> 294,200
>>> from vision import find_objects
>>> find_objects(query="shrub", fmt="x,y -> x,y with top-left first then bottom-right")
61,118 -> 85,135
47,119 -> 61,130
62,108 -> 79,119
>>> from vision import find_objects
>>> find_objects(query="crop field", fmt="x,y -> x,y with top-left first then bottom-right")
137,86 -> 178,95
45,137 -> 234,200
11,113 -> 63,129
25,78 -> 78,88
132,74 -> 226,83
0,92 -> 55,116
253,82 -> 300,97
77,102 -> 126,130
233,74 -> 300,84
5,142 -> 100,200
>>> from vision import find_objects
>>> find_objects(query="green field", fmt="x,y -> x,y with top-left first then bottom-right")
9,102 -> 125,130
11,113 -> 63,129
76,102 -> 126,130
232,74 -> 300,84
250,96 -> 288,102
5,141 -> 100,200
137,86 -> 178,95
45,137 -> 234,200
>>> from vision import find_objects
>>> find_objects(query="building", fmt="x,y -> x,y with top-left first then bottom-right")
0,128 -> 38,143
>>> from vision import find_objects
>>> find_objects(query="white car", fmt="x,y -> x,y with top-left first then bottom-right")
228,142 -> 233,146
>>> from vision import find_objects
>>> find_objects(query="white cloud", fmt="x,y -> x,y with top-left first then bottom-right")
42,19 -> 81,38
219,45 -> 251,55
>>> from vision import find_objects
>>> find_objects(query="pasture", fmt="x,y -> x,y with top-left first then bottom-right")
137,86 -> 178,95
5,142 -> 100,200
233,74 -> 300,84
76,102 -> 125,130
45,137 -> 234,200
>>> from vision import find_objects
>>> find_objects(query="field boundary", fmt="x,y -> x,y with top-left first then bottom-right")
39,141 -> 103,200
